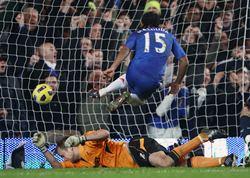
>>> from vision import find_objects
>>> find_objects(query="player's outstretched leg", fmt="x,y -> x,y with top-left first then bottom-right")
89,74 -> 128,99
127,93 -> 145,105
188,154 -> 237,168
107,91 -> 130,112
88,89 -> 101,98
168,129 -> 227,166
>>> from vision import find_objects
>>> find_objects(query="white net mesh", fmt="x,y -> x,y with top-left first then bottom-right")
0,0 -> 249,139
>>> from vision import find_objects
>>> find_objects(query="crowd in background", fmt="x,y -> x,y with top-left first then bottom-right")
0,0 -> 249,139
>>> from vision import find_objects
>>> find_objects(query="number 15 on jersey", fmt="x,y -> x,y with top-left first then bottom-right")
144,32 -> 167,53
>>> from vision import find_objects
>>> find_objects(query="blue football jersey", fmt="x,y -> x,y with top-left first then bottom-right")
124,28 -> 186,99
125,28 -> 186,81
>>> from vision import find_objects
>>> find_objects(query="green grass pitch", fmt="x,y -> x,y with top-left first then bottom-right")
1,167 -> 250,178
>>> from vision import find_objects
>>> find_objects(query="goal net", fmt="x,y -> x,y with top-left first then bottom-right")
0,0 -> 249,143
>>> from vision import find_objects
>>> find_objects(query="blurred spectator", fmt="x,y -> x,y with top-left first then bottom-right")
180,25 -> 207,89
219,9 -> 241,49
215,70 -> 243,136
89,23 -> 102,44
194,68 -> 243,137
236,68 -> 250,93
197,0 -> 221,41
99,2 -> 120,67
183,6 -> 202,26
213,46 -> 250,87
187,67 -> 213,137
10,6 -> 54,47
78,69 -> 108,133
160,20 -> 174,33
0,0 -> 7,15
35,42 -> 58,70
115,11 -> 132,38
120,0 -> 146,30
169,0 -> 178,17
30,73 -> 76,132
59,0 -> 76,14
94,0 -> 104,18
159,0 -> 171,19
70,14 -> 88,31
0,55 -> 28,138
22,42 -> 59,109
87,69 -> 106,91
221,10 -> 234,32
86,1 -> 98,24
174,4 -> 202,38
5,7 -> 38,77
19,7 -> 39,31
69,8 -> 93,39
85,49 -> 103,70
80,37 -> 93,58
144,0 -> 161,15
48,0 -> 76,48
206,17 -> 231,71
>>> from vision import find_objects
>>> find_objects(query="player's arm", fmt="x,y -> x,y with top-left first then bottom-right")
110,46 -> 130,71
103,45 -> 130,80
170,33 -> 189,94
44,150 -> 62,168
83,129 -> 110,141
32,132 -> 62,168
64,129 -> 110,147
170,56 -> 189,94
175,56 -> 189,84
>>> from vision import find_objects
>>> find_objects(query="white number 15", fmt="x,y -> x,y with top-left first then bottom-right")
144,32 -> 167,53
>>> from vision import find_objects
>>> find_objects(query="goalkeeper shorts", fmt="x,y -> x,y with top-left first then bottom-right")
128,137 -> 169,167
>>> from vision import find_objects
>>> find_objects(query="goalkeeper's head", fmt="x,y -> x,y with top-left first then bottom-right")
141,12 -> 160,29
56,136 -> 79,162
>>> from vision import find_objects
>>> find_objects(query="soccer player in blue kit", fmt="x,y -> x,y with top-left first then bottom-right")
89,12 -> 189,112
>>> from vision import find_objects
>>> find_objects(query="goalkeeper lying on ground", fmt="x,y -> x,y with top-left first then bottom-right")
33,129 -> 237,168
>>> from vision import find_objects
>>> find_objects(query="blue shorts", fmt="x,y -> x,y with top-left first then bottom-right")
126,71 -> 161,100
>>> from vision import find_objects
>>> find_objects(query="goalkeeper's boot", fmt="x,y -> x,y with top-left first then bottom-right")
224,154 -> 237,167
88,89 -> 100,99
201,128 -> 227,141
107,91 -> 130,112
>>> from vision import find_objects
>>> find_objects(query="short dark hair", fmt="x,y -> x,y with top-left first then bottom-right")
56,136 -> 68,151
141,12 -> 160,28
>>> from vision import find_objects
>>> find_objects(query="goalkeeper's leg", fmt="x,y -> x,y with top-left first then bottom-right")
148,129 -> 227,167
89,74 -> 128,98
167,129 -> 227,166
186,154 -> 237,167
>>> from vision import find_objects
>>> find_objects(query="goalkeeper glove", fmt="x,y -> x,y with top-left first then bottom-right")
32,132 -> 47,153
64,135 -> 87,148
